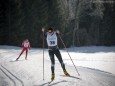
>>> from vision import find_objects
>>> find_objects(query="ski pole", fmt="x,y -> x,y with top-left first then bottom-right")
58,34 -> 80,76
29,48 -> 31,56
42,31 -> 45,80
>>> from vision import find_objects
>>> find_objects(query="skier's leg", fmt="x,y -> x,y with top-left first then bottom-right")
55,49 -> 70,76
55,49 -> 65,70
48,50 -> 55,80
25,49 -> 28,60
16,48 -> 24,60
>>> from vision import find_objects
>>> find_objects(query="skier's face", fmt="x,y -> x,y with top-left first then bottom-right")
49,31 -> 53,35
48,30 -> 53,35
48,30 -> 52,33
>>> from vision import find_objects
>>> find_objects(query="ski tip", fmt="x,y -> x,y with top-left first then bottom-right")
48,80 -> 53,84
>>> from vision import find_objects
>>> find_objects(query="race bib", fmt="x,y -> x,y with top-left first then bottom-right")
24,42 -> 29,47
47,32 -> 57,46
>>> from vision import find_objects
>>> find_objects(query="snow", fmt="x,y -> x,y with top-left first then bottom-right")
0,45 -> 115,86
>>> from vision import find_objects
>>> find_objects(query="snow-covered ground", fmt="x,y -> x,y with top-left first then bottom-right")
0,45 -> 115,86
61,46 -> 115,75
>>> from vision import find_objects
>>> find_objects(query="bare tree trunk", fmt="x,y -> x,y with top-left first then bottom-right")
76,21 -> 80,46
72,0 -> 80,47
72,22 -> 76,47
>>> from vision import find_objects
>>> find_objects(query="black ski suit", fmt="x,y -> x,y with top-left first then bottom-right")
44,32 -> 66,74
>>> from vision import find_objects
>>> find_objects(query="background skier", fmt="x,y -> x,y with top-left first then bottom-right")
16,39 -> 30,60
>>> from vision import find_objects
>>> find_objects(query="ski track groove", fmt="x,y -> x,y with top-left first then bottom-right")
0,66 -> 16,86
1,65 -> 24,86
1,47 -> 115,86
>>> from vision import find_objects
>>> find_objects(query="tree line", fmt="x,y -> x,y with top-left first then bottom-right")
0,0 -> 115,48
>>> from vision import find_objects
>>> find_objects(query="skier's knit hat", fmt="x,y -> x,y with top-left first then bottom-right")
48,27 -> 53,33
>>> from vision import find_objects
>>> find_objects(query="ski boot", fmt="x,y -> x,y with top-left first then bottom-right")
64,70 -> 70,76
51,73 -> 55,81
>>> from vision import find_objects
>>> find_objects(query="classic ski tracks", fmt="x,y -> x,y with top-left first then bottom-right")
0,65 -> 24,86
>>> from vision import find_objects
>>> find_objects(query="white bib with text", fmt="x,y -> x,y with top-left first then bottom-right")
46,32 -> 57,46
24,42 -> 29,48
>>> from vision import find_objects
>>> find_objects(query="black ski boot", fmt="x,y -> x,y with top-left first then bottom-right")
51,73 -> 55,81
64,70 -> 70,76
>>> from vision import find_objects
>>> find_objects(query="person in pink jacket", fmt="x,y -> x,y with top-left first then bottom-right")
16,39 -> 30,60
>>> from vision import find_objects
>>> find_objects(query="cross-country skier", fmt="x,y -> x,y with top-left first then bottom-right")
16,39 -> 30,60
42,27 -> 70,81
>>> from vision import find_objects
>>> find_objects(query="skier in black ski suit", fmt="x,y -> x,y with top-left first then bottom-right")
42,27 -> 70,81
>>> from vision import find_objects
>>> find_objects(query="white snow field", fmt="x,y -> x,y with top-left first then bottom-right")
0,45 -> 115,86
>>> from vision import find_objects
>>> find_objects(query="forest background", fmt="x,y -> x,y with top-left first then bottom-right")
0,0 -> 115,48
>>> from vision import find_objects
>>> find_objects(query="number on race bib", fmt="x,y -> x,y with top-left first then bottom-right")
50,41 -> 55,45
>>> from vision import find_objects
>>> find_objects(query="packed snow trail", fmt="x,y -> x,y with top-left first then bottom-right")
0,46 -> 115,86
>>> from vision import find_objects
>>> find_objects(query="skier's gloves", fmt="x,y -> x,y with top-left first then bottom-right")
56,30 -> 60,34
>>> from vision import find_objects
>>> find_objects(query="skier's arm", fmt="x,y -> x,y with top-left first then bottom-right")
56,30 -> 63,44
28,42 -> 30,49
42,27 -> 47,37
56,30 -> 60,34
56,30 -> 62,36
21,42 -> 24,47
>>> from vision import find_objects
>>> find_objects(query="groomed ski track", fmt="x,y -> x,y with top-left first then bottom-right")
0,46 -> 115,86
